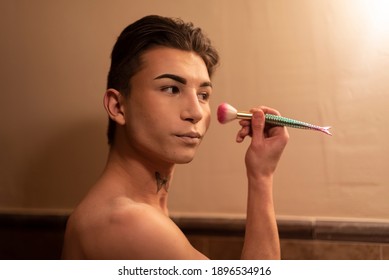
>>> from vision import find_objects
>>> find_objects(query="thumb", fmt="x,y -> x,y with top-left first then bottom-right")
251,110 -> 265,140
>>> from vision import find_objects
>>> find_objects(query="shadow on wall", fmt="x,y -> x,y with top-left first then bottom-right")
20,120 -> 108,209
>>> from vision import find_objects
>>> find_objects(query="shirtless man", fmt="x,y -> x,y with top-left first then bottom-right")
61,15 -> 289,260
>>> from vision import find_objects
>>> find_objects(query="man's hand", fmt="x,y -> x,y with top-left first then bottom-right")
236,106 -> 289,180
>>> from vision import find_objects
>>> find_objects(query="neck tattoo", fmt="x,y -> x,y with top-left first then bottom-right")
155,172 -> 169,193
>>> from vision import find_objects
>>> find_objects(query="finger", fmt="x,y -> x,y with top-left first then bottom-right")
236,125 -> 251,142
257,106 -> 288,138
239,119 -> 251,126
250,109 -> 265,141
259,106 -> 281,116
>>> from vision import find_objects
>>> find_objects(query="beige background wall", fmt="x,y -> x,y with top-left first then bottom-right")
1,0 -> 388,221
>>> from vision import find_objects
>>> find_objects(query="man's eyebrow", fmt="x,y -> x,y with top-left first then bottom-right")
154,74 -> 187,84
154,73 -> 212,88
200,81 -> 213,88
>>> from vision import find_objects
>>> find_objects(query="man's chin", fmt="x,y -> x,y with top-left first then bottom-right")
175,157 -> 194,165
173,153 -> 196,164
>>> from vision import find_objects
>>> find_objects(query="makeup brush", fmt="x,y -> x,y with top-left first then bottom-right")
217,102 -> 332,136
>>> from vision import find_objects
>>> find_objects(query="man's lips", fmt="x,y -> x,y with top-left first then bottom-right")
175,132 -> 202,144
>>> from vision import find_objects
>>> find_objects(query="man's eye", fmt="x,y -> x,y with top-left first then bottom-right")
162,86 -> 180,94
198,92 -> 210,101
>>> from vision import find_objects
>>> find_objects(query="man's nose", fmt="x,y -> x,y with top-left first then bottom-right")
180,91 -> 203,123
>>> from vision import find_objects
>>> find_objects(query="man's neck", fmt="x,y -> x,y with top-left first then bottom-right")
102,145 -> 175,214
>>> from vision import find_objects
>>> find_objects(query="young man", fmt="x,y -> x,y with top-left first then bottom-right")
62,15 -> 289,260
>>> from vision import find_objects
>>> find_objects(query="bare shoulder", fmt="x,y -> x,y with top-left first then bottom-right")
63,197 -> 206,260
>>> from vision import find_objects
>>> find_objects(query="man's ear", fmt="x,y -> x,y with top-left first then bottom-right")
103,88 -> 126,125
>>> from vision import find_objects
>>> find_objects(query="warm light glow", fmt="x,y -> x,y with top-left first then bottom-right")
369,0 -> 389,33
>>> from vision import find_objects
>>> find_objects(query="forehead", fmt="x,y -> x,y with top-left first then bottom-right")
138,47 -> 210,81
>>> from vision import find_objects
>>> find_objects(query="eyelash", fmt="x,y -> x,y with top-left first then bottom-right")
198,92 -> 210,101
161,86 -> 211,102
162,86 -> 180,94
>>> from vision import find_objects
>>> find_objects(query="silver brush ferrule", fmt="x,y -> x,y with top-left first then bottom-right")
236,112 -> 252,120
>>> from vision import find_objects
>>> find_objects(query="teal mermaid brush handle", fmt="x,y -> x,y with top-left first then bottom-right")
217,103 -> 332,136
265,113 -> 331,135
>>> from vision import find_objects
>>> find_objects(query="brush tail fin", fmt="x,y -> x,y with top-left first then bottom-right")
318,126 -> 332,136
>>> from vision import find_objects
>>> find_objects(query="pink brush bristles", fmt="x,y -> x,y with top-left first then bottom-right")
217,102 -> 239,124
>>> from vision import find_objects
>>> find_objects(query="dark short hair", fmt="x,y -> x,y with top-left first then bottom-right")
106,15 -> 220,145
